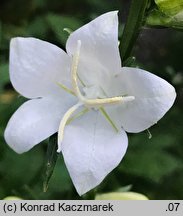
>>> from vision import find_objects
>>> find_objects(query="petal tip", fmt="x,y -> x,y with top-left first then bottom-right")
10,37 -> 19,50
74,183 -> 95,197
106,10 -> 119,16
4,128 -> 24,154
102,10 -> 119,22
10,37 -> 25,47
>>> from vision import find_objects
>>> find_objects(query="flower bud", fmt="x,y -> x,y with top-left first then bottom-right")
146,0 -> 183,29
95,192 -> 148,200
3,196 -> 22,200
155,0 -> 183,16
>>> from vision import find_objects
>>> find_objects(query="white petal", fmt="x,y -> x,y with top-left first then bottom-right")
105,67 -> 176,132
10,37 -> 71,99
66,11 -> 121,87
4,94 -> 75,153
62,110 -> 128,195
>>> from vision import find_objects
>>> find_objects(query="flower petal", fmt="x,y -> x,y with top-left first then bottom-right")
10,37 -> 71,99
105,67 -> 176,132
4,94 -> 75,153
66,11 -> 121,87
62,110 -> 128,195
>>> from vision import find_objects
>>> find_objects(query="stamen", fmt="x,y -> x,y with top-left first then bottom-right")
71,40 -> 135,107
57,82 -> 75,96
57,102 -> 82,153
56,41 -> 136,150
66,108 -> 89,125
99,107 -> 119,132
77,74 -> 86,87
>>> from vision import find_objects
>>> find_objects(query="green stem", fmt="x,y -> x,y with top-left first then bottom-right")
120,0 -> 149,62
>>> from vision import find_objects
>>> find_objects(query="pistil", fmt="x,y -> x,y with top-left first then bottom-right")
71,40 -> 135,107
57,40 -> 135,153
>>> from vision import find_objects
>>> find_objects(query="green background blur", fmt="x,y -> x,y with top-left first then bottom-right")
0,0 -> 183,200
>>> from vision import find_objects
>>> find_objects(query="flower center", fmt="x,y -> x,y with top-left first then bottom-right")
57,40 -> 135,153
71,40 -> 135,108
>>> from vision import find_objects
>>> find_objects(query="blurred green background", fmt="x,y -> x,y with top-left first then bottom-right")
0,0 -> 183,200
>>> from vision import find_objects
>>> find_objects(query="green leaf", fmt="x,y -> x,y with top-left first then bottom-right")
3,24 -> 27,41
27,17 -> 48,38
0,21 -> 2,45
46,14 -> 82,44
0,63 -> 9,90
43,133 -> 58,192
0,143 -> 44,199
46,156 -> 73,193
120,133 -> 182,182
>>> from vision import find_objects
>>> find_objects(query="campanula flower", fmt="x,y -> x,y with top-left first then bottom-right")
4,11 -> 176,195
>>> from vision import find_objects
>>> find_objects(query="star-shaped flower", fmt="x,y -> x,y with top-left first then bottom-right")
4,11 -> 176,195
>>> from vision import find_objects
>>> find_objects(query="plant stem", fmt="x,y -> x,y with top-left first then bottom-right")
120,0 -> 149,62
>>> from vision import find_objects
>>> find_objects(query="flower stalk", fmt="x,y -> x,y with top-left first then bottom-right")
120,0 -> 149,62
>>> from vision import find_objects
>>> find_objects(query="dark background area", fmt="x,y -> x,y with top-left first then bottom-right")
0,0 -> 183,199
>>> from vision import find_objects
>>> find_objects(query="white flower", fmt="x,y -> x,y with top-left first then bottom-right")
4,11 -> 176,195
